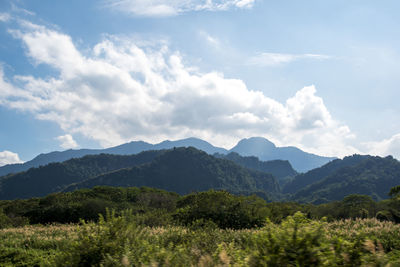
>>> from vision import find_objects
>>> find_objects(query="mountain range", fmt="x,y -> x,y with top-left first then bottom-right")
0,147 -> 280,200
0,137 -> 335,177
64,147 -> 280,196
0,138 -> 399,203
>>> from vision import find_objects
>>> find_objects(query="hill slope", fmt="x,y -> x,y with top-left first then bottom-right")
283,154 -> 371,194
214,152 -> 298,184
0,150 -> 165,200
65,147 -> 280,196
292,156 -> 400,203
230,137 -> 336,172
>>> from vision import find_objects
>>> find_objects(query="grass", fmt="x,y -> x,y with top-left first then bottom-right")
1,213 -> 400,266
0,224 -> 76,266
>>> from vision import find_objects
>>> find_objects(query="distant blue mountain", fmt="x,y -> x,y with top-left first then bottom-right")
0,136 -> 335,177
229,137 -> 336,173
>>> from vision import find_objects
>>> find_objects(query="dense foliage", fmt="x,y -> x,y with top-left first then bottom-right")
174,190 -> 269,229
0,186 -> 178,225
1,186 -> 400,229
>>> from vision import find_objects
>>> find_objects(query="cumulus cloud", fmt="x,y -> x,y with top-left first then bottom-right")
364,133 -> 400,159
104,0 -> 255,17
0,151 -> 23,167
247,52 -> 331,66
56,134 -> 78,149
0,21 -> 358,157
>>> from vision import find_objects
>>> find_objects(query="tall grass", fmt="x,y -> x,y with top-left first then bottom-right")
1,212 -> 400,266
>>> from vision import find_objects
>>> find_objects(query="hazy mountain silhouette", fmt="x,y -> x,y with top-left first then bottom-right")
229,137 -> 336,172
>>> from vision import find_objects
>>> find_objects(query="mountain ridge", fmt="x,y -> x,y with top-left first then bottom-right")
283,154 -> 371,194
64,147 -> 280,197
292,155 -> 400,203
0,137 -> 334,177
230,137 -> 336,172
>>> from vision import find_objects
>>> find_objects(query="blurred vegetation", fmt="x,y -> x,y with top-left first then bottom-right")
2,210 -> 400,266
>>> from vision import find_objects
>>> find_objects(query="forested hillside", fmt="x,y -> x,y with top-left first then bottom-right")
283,154 -> 370,194
292,156 -> 400,203
214,152 -> 297,185
65,147 -> 280,196
1,145 -> 399,205
0,151 -> 165,200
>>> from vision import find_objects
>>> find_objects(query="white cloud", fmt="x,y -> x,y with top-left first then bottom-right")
364,133 -> 400,159
56,134 -> 78,149
104,0 -> 255,17
11,3 -> 36,16
199,31 -> 221,48
0,13 -> 11,22
0,21 -> 358,157
0,151 -> 23,167
247,52 -> 331,66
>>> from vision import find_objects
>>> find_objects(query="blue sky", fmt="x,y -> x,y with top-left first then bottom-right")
1,0 -> 400,165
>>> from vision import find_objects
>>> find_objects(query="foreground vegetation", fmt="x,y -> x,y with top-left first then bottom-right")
1,211 -> 400,266
1,186 -> 400,265
1,186 -> 400,228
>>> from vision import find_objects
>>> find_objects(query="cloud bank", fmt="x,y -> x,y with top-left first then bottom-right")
365,133 -> 400,159
0,151 -> 23,167
0,21 -> 360,157
105,0 -> 255,17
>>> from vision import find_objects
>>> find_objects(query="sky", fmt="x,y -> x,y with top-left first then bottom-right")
1,0 -> 400,165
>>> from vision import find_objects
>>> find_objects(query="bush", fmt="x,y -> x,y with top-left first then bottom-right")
174,191 -> 269,229
56,209 -> 143,266
0,208 -> 12,229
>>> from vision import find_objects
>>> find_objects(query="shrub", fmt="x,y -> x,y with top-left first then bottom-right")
174,191 -> 269,229
0,208 -> 12,229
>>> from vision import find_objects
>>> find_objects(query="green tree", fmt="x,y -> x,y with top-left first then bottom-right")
389,185 -> 400,199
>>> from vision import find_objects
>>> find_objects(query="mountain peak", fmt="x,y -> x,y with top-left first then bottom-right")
231,137 -> 276,156
230,137 -> 335,172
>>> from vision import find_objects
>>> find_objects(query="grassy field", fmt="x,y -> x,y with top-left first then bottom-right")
1,212 -> 400,266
